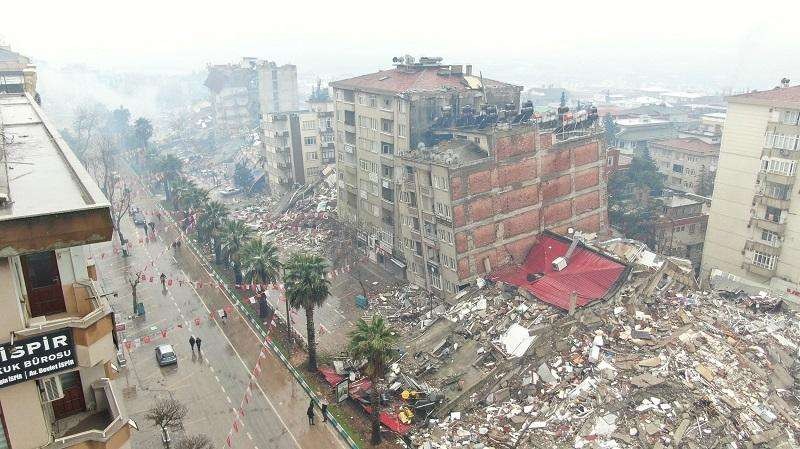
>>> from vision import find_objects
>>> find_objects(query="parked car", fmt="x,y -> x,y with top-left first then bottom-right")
155,344 -> 177,366
129,205 -> 140,216
133,211 -> 146,226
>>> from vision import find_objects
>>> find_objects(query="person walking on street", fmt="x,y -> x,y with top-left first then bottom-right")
148,221 -> 155,237
306,403 -> 315,426
160,273 -> 167,289
319,396 -> 329,422
195,337 -> 202,352
189,335 -> 196,352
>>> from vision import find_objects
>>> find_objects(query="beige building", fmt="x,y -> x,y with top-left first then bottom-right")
649,137 -> 719,195
256,61 -> 298,116
262,97 -> 335,195
702,83 -> 800,298
654,195 -> 709,270
331,57 -> 606,296
0,93 -> 130,449
0,45 -> 37,97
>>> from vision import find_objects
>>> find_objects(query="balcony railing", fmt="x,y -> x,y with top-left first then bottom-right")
762,147 -> 800,160
47,378 -> 128,449
751,217 -> 786,234
754,193 -> 791,210
16,280 -> 111,339
759,170 -> 796,186
745,239 -> 782,255
743,260 -> 777,278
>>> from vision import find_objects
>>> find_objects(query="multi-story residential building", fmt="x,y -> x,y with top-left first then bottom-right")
654,195 -> 709,270
613,117 -> 677,154
0,45 -> 37,97
205,58 -> 298,139
331,56 -> 605,295
204,59 -> 260,138
0,93 -> 130,448
649,137 -> 720,195
395,124 -> 607,295
256,61 -> 298,116
701,83 -> 800,299
262,94 -> 335,195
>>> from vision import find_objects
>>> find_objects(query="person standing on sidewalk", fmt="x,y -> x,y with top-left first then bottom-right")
189,335 -> 196,352
195,337 -> 202,352
306,403 -> 315,426
319,396 -> 329,422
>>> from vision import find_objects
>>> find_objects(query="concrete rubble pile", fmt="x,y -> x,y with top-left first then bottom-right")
409,277 -> 800,449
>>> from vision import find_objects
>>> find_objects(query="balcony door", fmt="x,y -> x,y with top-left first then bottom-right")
21,251 -> 66,317
51,371 -> 86,420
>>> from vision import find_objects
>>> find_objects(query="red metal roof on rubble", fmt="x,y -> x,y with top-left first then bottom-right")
491,232 -> 628,310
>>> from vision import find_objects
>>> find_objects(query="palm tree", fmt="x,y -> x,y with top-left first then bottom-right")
184,186 -> 209,212
220,219 -> 252,284
240,239 -> 281,285
348,316 -> 398,445
197,201 -> 228,263
284,253 -> 330,372
159,154 -> 183,204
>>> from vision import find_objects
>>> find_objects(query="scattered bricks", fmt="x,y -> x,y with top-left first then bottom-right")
495,132 -> 535,160
541,151 -> 571,177
455,232 -> 469,253
468,197 -> 495,222
498,185 -> 539,213
574,167 -> 600,191
574,191 -> 600,214
472,223 -> 497,248
497,158 -> 537,187
453,204 -> 466,227
450,176 -> 466,201
467,170 -> 493,194
543,201 -> 571,226
573,141 -> 600,167
502,209 -> 540,238
542,175 -> 572,201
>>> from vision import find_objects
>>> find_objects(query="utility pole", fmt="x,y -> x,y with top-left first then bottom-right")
283,267 -> 292,353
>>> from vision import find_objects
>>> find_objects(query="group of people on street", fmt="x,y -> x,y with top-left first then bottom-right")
189,335 -> 202,352
306,397 -> 328,425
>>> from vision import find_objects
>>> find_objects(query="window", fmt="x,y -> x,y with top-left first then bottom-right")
381,186 -> 394,203
368,96 -> 377,108
765,206 -> 782,223
358,94 -> 366,105
435,202 -> 451,219
672,164 -> 684,173
359,159 -> 378,173
305,152 -> 318,160
762,157 -> 796,175
402,215 -> 420,231
381,164 -> 394,179
336,90 -> 343,101
761,229 -> 779,244
21,251 -> 66,317
360,199 -> 380,217
301,120 -> 317,130
675,225 -> 685,232
360,180 -> 379,195
431,272 -> 442,290
688,224 -> 696,234
382,98 -> 392,110
753,251 -> 776,270
305,167 -> 318,177
432,175 -> 449,191
381,118 -> 394,134
398,124 -> 407,138
359,137 -> 379,154
607,156 -> 614,166
768,133 -> 799,151
381,142 -> 394,155
764,182 -> 790,200
358,115 -> 368,128
441,253 -> 456,270
781,110 -> 800,125
437,227 -> 453,244
404,237 -> 416,250
304,136 -> 316,146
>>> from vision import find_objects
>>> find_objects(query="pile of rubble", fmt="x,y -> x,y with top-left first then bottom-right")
408,279 -> 800,448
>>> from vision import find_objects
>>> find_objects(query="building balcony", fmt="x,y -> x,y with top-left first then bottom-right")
759,171 -> 796,186
754,194 -> 791,210
745,239 -> 782,255
417,185 -> 432,197
743,260 -> 777,278
46,378 -> 130,449
762,147 -> 800,160
751,217 -> 786,234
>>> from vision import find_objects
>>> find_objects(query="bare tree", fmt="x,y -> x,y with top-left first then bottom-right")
72,105 -> 104,161
128,273 -> 141,314
145,398 -> 187,443
174,434 -> 213,449
88,136 -> 133,256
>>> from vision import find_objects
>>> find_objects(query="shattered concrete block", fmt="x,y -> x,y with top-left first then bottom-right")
631,373 -> 664,388
638,356 -> 663,367
751,428 -> 783,445
695,364 -> 715,382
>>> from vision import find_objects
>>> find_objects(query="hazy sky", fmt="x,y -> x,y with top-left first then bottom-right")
3,0 -> 799,90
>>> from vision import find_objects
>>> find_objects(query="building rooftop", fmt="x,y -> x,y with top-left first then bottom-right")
662,195 -> 704,209
331,65 -> 519,96
650,137 -> 719,155
0,93 -> 111,255
729,84 -> 800,108
615,117 -> 671,127
402,137 -> 488,166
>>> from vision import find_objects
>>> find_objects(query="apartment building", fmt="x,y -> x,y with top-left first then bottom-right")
613,117 -> 677,154
262,97 -> 335,195
0,93 -> 130,448
649,137 -> 719,195
256,61 -> 298,116
654,195 -> 709,270
0,45 -> 36,96
701,83 -> 800,298
331,57 -> 523,278
396,125 -> 607,295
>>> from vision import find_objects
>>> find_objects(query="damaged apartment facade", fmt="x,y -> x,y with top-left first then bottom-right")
332,57 -> 607,297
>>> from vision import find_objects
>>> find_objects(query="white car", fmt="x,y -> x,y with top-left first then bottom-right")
155,344 -> 177,366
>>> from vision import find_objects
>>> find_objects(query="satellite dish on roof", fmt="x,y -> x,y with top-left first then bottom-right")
568,227 -> 575,234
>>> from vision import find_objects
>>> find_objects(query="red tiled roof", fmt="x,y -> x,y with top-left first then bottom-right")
649,137 -> 719,155
332,67 -> 514,94
729,85 -> 800,106
491,232 -> 628,311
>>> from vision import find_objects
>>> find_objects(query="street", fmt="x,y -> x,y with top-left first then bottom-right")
94,179 -> 349,449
